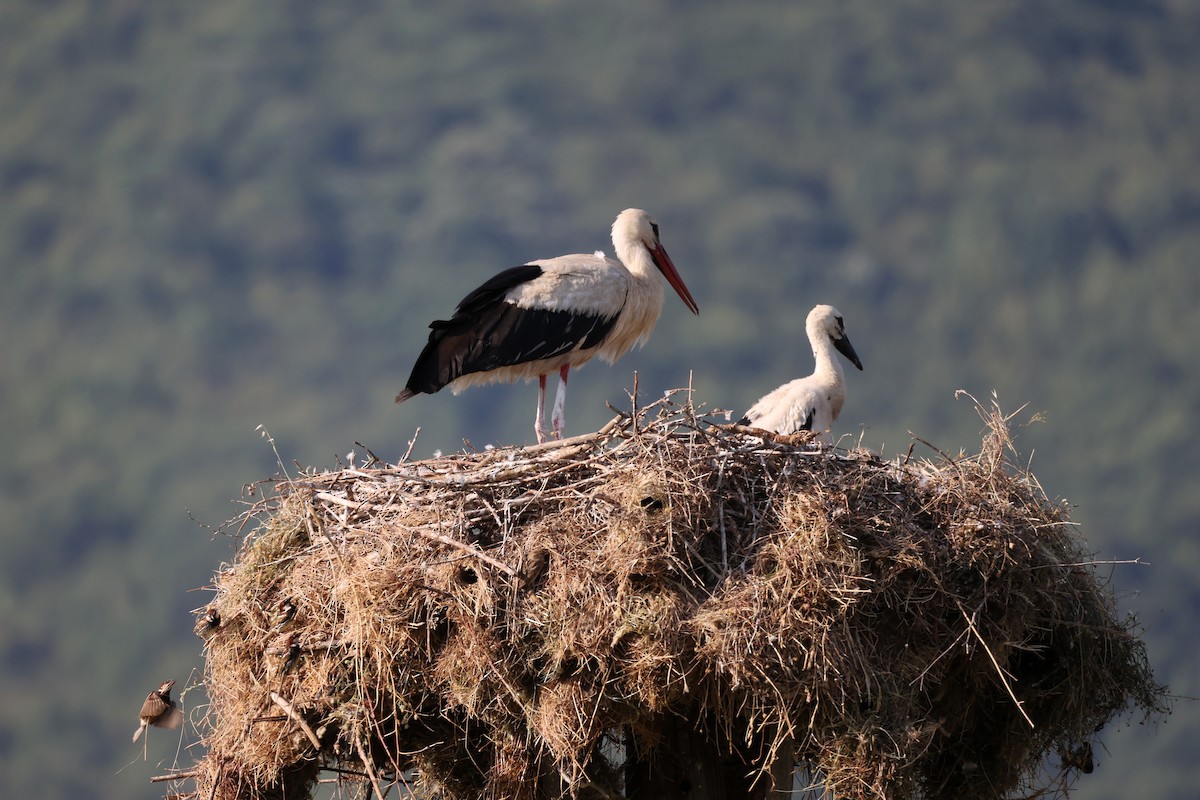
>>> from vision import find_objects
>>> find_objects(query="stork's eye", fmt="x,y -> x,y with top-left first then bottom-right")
650,221 -> 660,240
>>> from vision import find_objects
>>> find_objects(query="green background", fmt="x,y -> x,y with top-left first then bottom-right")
2,1 -> 1195,797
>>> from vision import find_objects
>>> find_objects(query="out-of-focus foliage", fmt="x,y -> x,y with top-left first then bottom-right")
1,1 -> 1196,798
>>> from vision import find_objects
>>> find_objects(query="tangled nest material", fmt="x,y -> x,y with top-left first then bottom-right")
181,392 -> 1162,800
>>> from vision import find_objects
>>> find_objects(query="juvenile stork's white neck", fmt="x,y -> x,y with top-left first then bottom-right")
810,316 -> 847,384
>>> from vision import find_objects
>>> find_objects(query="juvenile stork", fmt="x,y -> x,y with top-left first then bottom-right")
739,304 -> 863,440
397,209 -> 700,442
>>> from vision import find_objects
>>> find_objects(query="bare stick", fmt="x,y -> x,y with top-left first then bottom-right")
314,491 -> 390,510
151,771 -> 199,783
768,731 -> 796,799
396,525 -> 519,578
957,601 -> 1035,729
518,416 -> 625,455
307,513 -> 354,579
320,766 -> 371,777
355,734 -> 390,800
207,761 -> 222,800
631,371 -> 640,436
269,692 -> 323,751
909,433 -> 960,465
400,427 -> 421,464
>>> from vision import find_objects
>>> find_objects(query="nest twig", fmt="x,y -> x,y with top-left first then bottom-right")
184,391 -> 1164,800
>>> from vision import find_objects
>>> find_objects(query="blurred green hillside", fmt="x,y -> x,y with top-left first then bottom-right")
2,1 -> 1196,798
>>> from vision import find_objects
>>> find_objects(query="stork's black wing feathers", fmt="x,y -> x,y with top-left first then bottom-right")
452,265 -> 545,316
398,265 -> 618,400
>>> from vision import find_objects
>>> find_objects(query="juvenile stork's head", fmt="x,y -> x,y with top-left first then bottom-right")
808,304 -> 863,370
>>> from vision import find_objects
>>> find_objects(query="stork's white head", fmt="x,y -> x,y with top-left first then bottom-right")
611,208 -> 699,315
612,208 -> 657,247
808,305 -> 863,370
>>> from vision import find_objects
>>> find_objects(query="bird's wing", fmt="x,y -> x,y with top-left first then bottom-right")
452,265 -> 544,316
153,706 -> 184,730
740,381 -> 818,435
139,692 -> 171,721
401,263 -> 620,396
420,301 -> 617,384
398,265 -> 545,400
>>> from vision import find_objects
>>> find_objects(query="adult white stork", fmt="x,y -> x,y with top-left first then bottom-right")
396,209 -> 700,442
739,304 -> 863,440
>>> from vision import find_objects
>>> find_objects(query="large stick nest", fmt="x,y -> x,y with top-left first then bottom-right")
186,393 -> 1163,800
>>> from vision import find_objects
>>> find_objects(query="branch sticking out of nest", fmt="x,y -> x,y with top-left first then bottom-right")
188,391 -> 1164,800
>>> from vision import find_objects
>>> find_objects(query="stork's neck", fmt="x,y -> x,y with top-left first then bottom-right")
810,327 -> 845,383
612,229 -> 656,282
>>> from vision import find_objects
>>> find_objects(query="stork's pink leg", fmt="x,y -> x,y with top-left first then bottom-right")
550,364 -> 570,439
534,374 -> 549,443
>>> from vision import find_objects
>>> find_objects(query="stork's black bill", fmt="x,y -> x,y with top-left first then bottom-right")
835,334 -> 863,370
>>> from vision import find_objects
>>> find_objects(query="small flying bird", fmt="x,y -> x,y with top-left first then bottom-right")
396,208 -> 700,442
131,680 -> 184,743
739,304 -> 863,440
